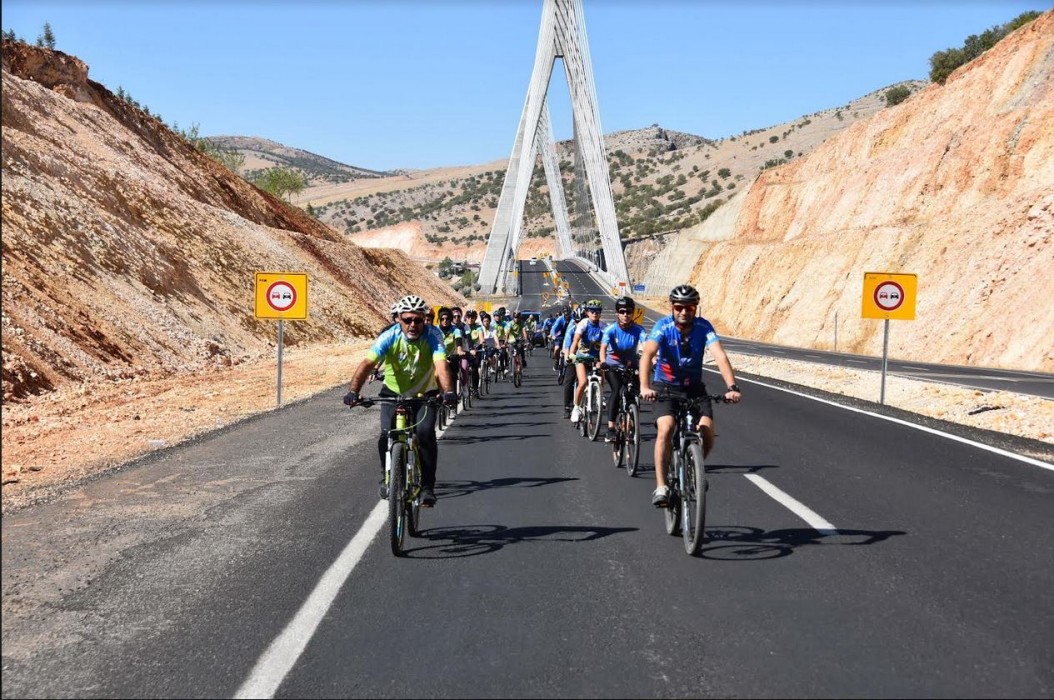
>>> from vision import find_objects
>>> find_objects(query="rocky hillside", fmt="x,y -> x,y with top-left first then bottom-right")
632,11 -> 1053,372
206,135 -> 394,186
296,82 -> 924,265
1,40 -> 464,402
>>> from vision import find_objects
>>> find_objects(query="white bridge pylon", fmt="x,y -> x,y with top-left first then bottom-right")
478,0 -> 630,295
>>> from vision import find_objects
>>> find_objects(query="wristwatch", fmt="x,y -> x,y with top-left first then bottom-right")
727,384 -> 741,393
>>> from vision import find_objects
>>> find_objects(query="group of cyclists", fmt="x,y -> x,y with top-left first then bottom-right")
345,284 -> 741,510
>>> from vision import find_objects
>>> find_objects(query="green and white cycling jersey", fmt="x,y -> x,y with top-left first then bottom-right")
438,325 -> 463,355
366,324 -> 447,396
507,320 -> 523,342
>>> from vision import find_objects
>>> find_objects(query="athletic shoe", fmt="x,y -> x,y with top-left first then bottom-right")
570,406 -> 582,423
378,480 -> 388,500
651,486 -> 670,507
562,407 -> 572,419
604,427 -> 617,443
420,486 -> 437,508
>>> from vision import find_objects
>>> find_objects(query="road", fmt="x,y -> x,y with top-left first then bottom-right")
3,292 -> 1053,697
518,259 -> 1054,399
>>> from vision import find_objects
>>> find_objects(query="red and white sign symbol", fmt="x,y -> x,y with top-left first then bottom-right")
874,281 -> 905,311
266,281 -> 297,312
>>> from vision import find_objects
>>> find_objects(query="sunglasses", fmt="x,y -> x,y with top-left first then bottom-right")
439,315 -> 452,321
587,309 -> 601,313
672,304 -> 697,313
400,316 -> 425,326
617,309 -> 632,314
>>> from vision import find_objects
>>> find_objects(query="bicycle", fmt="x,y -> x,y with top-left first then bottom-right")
555,352 -> 568,385
511,341 -> 525,387
655,389 -> 728,556
459,356 -> 472,409
356,395 -> 440,556
576,361 -> 604,442
609,367 -> 641,475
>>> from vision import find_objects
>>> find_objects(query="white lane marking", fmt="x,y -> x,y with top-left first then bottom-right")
744,474 -> 838,535
710,370 -> 1054,472
233,501 -> 387,699
236,405 -> 461,697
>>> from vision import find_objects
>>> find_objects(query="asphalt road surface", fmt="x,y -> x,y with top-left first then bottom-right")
519,259 -> 1054,399
3,323 -> 1053,697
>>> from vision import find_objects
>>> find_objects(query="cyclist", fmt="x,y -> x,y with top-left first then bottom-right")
560,306 -> 584,418
370,302 -> 400,384
463,309 -> 484,398
550,306 -> 573,367
493,307 -> 511,375
436,306 -> 466,395
479,311 -> 501,379
600,296 -> 646,442
344,295 -> 457,508
569,299 -> 606,424
508,311 -> 527,369
639,285 -> 742,507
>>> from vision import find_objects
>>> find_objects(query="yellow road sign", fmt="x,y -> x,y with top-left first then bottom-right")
862,272 -> 917,320
255,272 -> 308,320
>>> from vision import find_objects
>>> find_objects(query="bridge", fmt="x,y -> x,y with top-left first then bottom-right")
478,0 -> 631,296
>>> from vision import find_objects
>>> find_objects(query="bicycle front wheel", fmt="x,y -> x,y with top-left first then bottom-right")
612,407 -> 624,466
407,446 -> 422,538
681,442 -> 707,555
664,453 -> 682,536
586,380 -> 602,441
626,402 -> 640,477
388,442 -> 408,556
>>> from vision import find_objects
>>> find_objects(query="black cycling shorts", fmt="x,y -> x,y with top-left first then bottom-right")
653,383 -> 713,421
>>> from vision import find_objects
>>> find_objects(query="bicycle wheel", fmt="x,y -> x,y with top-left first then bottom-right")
388,442 -> 408,556
612,407 -> 625,466
664,452 -> 682,536
407,446 -> 422,538
557,359 -> 566,385
681,442 -> 707,555
586,380 -> 602,441
625,402 -> 640,477
513,356 -> 522,387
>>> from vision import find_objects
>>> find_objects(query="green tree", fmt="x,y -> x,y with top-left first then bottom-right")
929,11 -> 1040,84
885,85 -> 911,106
252,168 -> 305,202
717,168 -> 731,179
37,21 -> 55,49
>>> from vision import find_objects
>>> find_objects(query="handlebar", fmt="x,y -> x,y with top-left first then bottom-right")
354,395 -> 442,408
652,389 -> 730,404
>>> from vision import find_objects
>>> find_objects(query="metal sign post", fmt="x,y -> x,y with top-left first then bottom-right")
255,272 -> 309,408
861,272 -> 917,404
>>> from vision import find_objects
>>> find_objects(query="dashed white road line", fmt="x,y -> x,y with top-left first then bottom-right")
744,474 -> 838,534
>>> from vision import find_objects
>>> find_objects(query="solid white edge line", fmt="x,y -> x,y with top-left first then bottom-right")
744,474 -> 838,534
235,406 -> 460,698
233,501 -> 388,699
708,370 -> 1054,472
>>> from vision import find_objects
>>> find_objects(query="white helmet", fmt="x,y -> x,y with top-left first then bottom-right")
393,295 -> 428,315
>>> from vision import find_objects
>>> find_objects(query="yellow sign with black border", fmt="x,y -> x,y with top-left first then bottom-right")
255,272 -> 308,320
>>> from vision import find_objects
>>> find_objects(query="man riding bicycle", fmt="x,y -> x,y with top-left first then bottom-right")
569,299 -> 607,424
639,285 -> 741,507
436,306 -> 466,395
600,296 -> 646,443
344,295 -> 457,508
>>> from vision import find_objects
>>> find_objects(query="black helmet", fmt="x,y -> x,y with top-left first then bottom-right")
495,307 -> 506,316
615,296 -> 635,312
669,285 -> 700,304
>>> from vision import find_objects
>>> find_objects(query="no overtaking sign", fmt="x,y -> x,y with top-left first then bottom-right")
255,272 -> 308,320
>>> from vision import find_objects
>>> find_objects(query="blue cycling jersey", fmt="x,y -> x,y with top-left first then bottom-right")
551,315 -> 569,339
562,323 -> 577,351
647,315 -> 719,388
602,323 -> 645,368
573,318 -> 607,359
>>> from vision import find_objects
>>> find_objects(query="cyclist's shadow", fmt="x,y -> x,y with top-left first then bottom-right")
698,525 -> 906,560
436,477 -> 578,500
404,523 -> 639,559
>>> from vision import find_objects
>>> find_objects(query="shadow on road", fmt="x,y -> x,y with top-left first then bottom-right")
436,476 -> 577,500
697,525 -> 907,561
405,523 -> 639,559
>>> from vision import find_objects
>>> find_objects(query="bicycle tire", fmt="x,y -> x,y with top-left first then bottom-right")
389,442 -> 408,556
513,369 -> 522,388
407,445 -> 422,538
586,380 -> 602,442
612,407 -> 624,466
664,451 -> 682,536
626,402 -> 640,477
681,441 -> 707,555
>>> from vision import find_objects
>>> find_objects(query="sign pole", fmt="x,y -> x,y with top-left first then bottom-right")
834,311 -> 838,353
276,319 -> 285,407
880,318 -> 889,405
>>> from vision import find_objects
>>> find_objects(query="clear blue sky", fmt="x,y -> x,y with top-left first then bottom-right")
4,1 -> 1045,171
